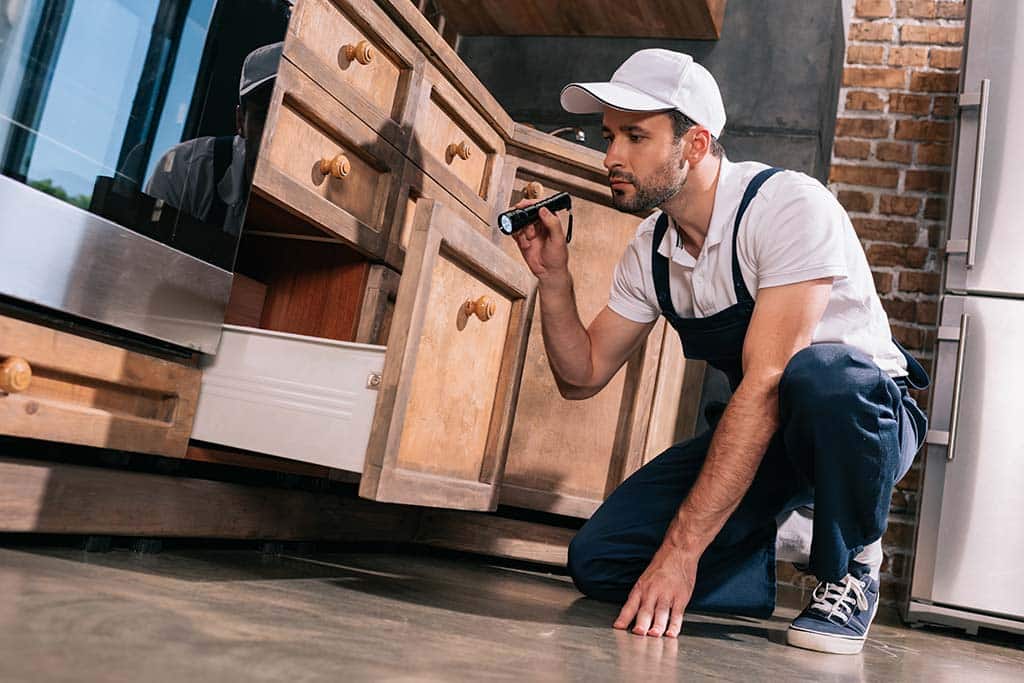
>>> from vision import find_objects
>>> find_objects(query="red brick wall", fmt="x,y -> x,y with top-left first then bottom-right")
778,0 -> 965,607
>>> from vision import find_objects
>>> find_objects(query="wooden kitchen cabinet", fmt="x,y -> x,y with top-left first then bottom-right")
188,0 -> 703,518
0,0 -> 701,534
194,199 -> 535,512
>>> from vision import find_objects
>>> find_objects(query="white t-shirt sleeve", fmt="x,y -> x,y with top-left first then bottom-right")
608,238 -> 661,323
745,178 -> 849,290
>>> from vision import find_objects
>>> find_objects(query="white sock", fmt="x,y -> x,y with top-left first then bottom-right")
775,507 -> 814,565
853,539 -> 883,580
776,510 -> 884,582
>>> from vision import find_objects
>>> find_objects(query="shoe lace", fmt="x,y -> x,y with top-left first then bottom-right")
810,575 -> 869,625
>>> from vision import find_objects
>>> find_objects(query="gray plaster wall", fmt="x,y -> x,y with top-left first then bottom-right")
457,0 -> 845,182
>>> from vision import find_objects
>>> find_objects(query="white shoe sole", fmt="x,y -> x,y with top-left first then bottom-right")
786,599 -> 878,655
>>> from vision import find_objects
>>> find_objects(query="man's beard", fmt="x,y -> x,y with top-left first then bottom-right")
610,157 -> 687,213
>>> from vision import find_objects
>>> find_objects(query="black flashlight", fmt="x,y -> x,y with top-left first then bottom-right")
497,191 -> 573,243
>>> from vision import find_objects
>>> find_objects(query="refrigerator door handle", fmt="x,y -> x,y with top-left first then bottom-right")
945,313 -> 970,462
925,314 -> 970,460
948,79 -> 991,269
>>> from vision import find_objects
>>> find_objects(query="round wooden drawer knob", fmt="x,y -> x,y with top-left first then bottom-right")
319,154 -> 351,180
447,140 -> 472,162
343,40 -> 374,65
464,296 -> 496,322
0,357 -> 32,394
523,181 -> 544,200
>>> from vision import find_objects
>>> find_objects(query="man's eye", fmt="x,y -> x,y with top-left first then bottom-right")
630,135 -> 643,143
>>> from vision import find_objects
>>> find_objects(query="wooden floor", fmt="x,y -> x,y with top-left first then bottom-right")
0,544 -> 1020,681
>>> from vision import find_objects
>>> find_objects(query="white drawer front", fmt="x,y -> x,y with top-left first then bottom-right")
192,325 -> 385,472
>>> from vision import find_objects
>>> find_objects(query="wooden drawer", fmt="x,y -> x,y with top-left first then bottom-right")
0,315 -> 200,458
385,159 -> 494,269
193,200 -> 535,511
407,63 -> 505,224
284,0 -> 421,148
253,60 -> 404,259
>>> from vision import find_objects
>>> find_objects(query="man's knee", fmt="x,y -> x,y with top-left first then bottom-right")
566,525 -> 632,602
567,529 -> 601,597
780,343 -> 883,412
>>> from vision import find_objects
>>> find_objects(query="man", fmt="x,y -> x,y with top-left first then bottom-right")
511,49 -> 928,655
146,41 -> 282,236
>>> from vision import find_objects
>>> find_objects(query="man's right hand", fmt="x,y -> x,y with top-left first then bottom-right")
511,198 -> 569,282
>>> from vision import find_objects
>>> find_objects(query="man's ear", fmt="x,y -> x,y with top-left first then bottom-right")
685,127 -> 712,165
235,104 -> 244,137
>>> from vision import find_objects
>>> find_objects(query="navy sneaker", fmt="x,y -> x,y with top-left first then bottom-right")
787,574 -> 879,655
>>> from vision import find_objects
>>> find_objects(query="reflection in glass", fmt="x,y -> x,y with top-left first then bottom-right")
0,0 -> 291,270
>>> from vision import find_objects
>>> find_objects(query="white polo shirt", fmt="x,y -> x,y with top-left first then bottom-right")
608,158 -> 908,377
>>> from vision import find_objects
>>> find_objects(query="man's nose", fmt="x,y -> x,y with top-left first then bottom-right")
603,141 -> 625,173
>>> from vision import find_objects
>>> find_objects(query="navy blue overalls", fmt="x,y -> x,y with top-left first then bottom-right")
567,168 -> 930,618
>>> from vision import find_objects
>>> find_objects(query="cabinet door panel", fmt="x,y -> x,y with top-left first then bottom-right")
393,254 -> 511,479
360,200 -> 535,511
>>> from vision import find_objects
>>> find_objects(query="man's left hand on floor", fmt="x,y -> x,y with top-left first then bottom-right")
613,544 -> 698,638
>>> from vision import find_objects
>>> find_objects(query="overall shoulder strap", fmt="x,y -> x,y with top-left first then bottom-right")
212,135 -> 234,182
731,167 -> 784,304
650,212 -> 677,318
205,135 -> 235,226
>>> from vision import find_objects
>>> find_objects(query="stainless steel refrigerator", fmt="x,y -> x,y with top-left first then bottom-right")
907,0 -> 1024,637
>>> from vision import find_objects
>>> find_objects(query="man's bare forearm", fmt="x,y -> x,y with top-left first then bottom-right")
663,378 -> 781,557
536,273 -> 594,388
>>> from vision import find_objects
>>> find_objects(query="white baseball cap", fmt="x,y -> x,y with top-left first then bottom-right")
239,42 -> 283,99
560,49 -> 726,139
